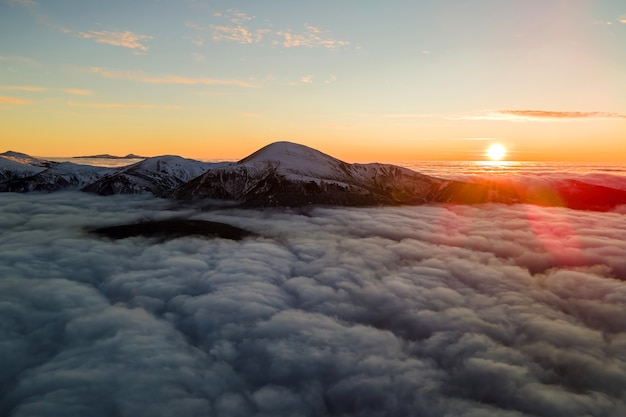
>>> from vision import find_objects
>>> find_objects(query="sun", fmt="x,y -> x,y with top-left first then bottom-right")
486,144 -> 507,161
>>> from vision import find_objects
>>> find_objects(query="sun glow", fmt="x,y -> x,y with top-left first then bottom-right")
486,144 -> 507,161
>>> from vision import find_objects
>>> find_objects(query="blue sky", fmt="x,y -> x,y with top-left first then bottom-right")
1,0 -> 625,161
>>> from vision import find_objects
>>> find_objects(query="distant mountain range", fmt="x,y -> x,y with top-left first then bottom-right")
72,153 -> 146,159
2,142 -> 626,211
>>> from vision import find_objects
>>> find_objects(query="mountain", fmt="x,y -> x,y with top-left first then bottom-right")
0,151 -> 55,183
175,141 -> 522,207
0,152 -> 216,196
2,144 -> 626,211
82,155 -> 219,197
0,151 -> 57,168
73,153 -> 146,159
0,162 -> 113,192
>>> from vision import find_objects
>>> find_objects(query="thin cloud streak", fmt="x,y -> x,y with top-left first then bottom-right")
381,113 -> 444,119
276,24 -> 350,49
0,85 -> 47,92
10,0 -> 151,52
449,137 -> 495,141
453,110 -> 626,121
0,96 -> 31,104
498,110 -> 626,120
88,67 -> 259,88
66,102 -> 179,110
78,30 -> 153,51
62,88 -> 92,96
0,86 -> 92,95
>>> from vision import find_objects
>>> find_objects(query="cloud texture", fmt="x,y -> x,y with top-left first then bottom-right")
497,110 -> 626,120
1,192 -> 625,416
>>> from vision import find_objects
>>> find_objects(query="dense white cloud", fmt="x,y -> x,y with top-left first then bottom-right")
1,192 -> 625,416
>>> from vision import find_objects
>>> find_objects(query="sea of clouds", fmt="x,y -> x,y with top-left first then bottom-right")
1,192 -> 625,417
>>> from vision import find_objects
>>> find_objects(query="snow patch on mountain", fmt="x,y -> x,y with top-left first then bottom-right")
238,141 -> 434,187
0,151 -> 59,184
0,162 -> 113,192
0,157 -> 45,183
0,151 -> 56,168
83,155 -> 222,197
176,141 -> 444,206
4,144 -> 626,211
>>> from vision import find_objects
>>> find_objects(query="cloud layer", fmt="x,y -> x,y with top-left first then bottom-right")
1,192 -> 625,416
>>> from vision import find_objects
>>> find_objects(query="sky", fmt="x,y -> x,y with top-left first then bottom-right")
1,192 -> 626,416
1,0 -> 625,162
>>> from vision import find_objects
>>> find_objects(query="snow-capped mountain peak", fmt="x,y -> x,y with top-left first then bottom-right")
176,141 -> 444,206
4,143 -> 626,211
122,155 -> 214,182
237,141 -> 360,184
240,141 -> 341,167
0,151 -> 56,168
0,151 -> 54,184
82,155 -> 220,197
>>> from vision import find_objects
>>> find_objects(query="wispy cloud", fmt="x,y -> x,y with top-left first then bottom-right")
9,0 -> 151,52
209,25 -> 267,44
189,10 -> 267,46
62,88 -> 92,96
88,67 -> 259,88
453,110 -> 626,121
0,96 -> 31,104
223,9 -> 253,25
189,9 -> 349,50
0,85 -> 47,92
497,110 -> 626,120
77,30 -> 152,51
186,23 -> 207,46
67,101 -> 179,109
0,85 -> 92,95
593,14 -> 626,25
450,137 -> 496,141
276,24 -> 349,49
380,113 -> 443,119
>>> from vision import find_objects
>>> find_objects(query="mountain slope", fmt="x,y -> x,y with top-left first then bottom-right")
83,155 -> 219,197
0,151 -> 52,183
0,151 -> 57,168
3,144 -> 626,211
0,162 -> 112,192
175,142 -> 517,207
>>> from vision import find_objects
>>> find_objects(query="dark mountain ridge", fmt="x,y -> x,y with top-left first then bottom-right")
2,142 -> 626,211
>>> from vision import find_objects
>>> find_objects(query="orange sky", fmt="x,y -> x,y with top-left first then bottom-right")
1,1 -> 625,162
